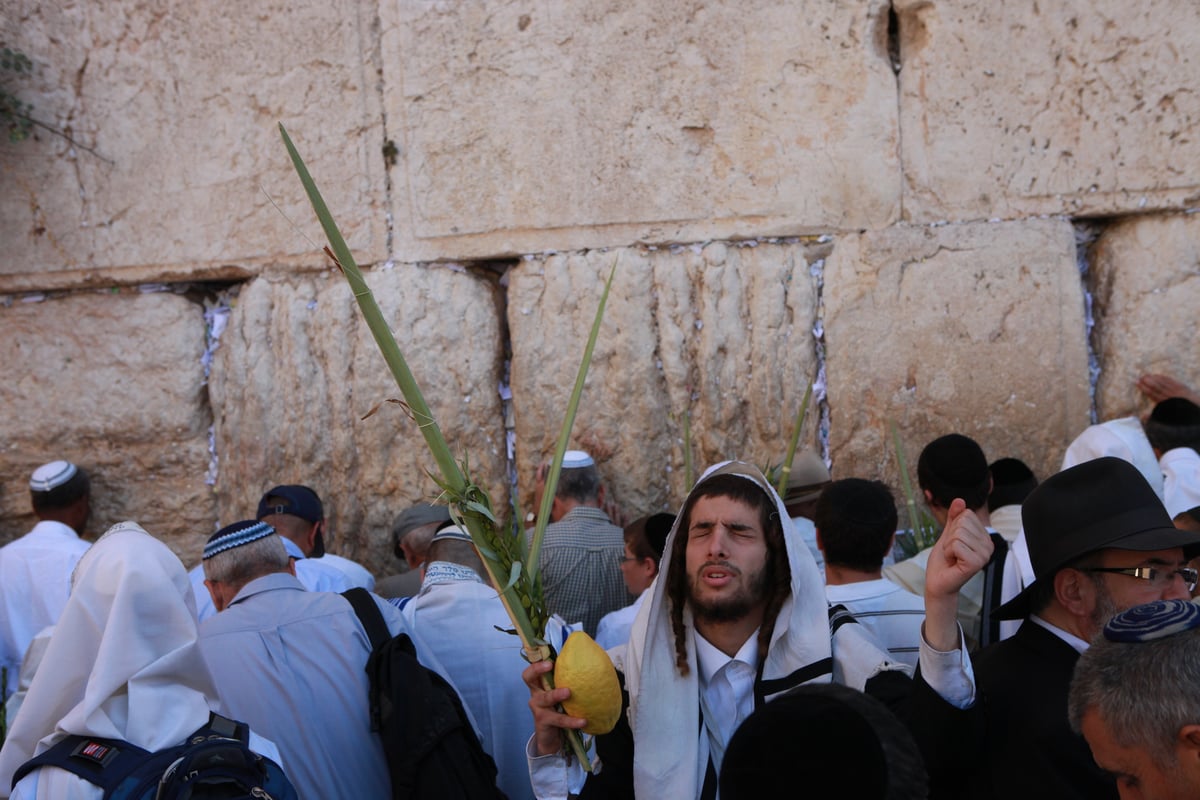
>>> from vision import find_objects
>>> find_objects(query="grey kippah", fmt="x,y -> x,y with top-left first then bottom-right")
1103,599 -> 1200,643
204,520 -> 276,560
30,461 -> 79,492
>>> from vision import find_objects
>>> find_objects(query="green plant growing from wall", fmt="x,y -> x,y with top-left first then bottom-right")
1,48 -> 35,143
0,48 -> 111,162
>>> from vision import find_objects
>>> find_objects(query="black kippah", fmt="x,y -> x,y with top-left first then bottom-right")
1150,397 -> 1200,426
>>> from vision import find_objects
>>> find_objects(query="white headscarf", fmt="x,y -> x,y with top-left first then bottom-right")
621,461 -> 897,798
0,522 -> 217,794
1062,417 -> 1164,499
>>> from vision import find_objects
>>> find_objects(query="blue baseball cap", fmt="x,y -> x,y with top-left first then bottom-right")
256,485 -> 324,523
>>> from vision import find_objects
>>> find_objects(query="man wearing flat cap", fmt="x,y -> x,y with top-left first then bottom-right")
0,460 -> 92,700
782,449 -> 831,574
375,503 -> 452,600
960,456 -> 1200,799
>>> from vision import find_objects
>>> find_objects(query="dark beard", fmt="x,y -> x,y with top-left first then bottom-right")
1089,577 -> 1120,634
688,561 -> 770,623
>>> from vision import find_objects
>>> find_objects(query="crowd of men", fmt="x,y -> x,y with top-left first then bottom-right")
2,371 -> 1200,799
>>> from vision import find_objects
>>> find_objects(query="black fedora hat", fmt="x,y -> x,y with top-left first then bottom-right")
996,456 -> 1200,620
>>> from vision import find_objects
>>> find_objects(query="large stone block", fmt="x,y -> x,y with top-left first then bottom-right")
508,241 -> 818,518
898,0 -> 1200,221
209,264 -> 507,577
0,0 -> 386,290
824,220 -> 1091,489
1091,213 -> 1200,419
383,0 -> 900,260
0,290 -> 214,559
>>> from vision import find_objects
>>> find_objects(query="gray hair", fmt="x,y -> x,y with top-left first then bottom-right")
1068,625 -> 1200,766
425,537 -> 488,584
555,464 -> 600,504
203,533 -> 290,593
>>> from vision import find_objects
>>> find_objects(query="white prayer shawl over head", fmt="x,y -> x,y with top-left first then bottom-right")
1062,417 -> 1165,499
621,461 -> 899,799
0,522 -> 217,794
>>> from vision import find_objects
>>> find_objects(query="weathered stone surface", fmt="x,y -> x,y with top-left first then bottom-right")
209,264 -> 507,577
898,0 -> 1200,222
508,241 -> 819,517
1092,213 -> 1200,419
0,0 -> 386,287
0,291 -> 214,560
382,0 -> 900,260
824,220 -> 1091,489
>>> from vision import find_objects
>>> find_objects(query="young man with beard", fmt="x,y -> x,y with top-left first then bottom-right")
523,461 -> 992,799
963,456 -> 1200,799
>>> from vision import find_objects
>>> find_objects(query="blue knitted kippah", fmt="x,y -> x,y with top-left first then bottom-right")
203,520 -> 276,560
1103,599 -> 1200,643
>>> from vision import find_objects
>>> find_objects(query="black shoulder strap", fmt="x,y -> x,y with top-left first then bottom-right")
978,532 -> 1010,649
11,734 -> 151,794
343,587 -> 391,650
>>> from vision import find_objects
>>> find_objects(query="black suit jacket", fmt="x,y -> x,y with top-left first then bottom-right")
968,620 -> 1117,799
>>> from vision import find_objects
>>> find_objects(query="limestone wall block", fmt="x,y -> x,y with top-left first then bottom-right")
0,0 -> 386,289
0,291 -> 214,559
508,241 -> 818,518
209,265 -> 507,576
1091,214 -> 1200,420
824,220 -> 1091,489
897,0 -> 1200,222
382,0 -> 901,261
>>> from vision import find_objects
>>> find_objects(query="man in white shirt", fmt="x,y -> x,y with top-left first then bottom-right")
523,460 -> 992,799
1142,397 -> 1200,517
817,478 -> 926,672
0,460 -> 91,700
396,525 -> 536,800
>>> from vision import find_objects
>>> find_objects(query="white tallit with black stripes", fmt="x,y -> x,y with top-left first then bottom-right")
618,461 -> 904,799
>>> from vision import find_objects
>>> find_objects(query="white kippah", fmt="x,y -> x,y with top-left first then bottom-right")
562,450 -> 595,469
430,524 -> 474,545
30,460 -> 78,492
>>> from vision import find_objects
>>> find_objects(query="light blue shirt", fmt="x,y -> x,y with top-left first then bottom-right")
197,572 -> 404,800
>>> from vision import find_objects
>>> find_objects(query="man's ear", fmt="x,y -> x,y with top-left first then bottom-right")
1054,568 -> 1094,617
922,489 -> 937,508
815,528 -> 826,554
596,484 -> 607,507
204,579 -> 228,613
1179,724 -> 1200,752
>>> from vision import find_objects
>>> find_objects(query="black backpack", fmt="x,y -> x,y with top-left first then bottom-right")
11,713 -> 298,800
341,588 -> 508,800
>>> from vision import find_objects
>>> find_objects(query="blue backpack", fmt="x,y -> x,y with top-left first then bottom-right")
11,713 -> 298,800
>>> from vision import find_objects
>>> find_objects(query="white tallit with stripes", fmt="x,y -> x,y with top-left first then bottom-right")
619,461 -> 903,799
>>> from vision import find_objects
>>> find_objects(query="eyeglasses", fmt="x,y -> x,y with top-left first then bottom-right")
618,555 -> 640,564
1084,566 -> 1199,593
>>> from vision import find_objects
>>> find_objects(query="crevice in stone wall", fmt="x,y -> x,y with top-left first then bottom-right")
458,258 -> 521,532
189,281 -> 243,488
884,1 -> 905,222
367,5 -> 396,260
1073,220 -> 1104,424
802,237 -> 835,466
